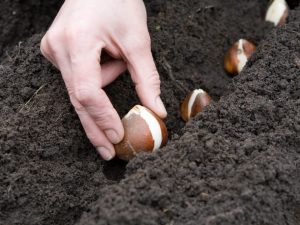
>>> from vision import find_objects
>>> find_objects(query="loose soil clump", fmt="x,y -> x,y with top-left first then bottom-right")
0,0 -> 299,225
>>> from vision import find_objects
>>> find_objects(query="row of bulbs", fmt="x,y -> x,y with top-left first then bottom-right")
115,0 -> 289,161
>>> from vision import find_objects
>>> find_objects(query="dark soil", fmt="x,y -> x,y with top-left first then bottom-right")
0,0 -> 299,225
0,0 -> 63,58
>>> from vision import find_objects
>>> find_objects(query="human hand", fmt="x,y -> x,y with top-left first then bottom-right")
40,0 -> 167,160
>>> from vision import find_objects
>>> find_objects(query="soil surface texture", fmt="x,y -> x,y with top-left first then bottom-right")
0,0 -> 299,225
0,0 -> 63,58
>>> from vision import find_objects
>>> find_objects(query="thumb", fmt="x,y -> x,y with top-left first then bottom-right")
125,39 -> 167,118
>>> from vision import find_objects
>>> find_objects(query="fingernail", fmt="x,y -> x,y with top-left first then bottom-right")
155,96 -> 167,118
97,147 -> 114,161
104,129 -> 121,144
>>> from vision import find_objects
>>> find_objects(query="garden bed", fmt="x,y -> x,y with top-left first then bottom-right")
0,0 -> 299,224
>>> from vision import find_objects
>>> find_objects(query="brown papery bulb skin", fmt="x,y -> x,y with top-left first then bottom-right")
115,105 -> 168,161
224,39 -> 256,76
180,89 -> 212,122
265,0 -> 289,26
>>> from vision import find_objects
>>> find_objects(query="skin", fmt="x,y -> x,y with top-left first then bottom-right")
40,0 -> 167,160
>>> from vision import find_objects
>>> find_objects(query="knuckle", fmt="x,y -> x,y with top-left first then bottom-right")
64,23 -> 89,43
138,70 -> 161,86
70,85 -> 116,129
125,34 -> 151,57
85,132 -> 99,145
73,102 -> 86,115
74,86 -> 95,106
149,72 -> 161,93
40,36 -> 49,56
65,83 -> 73,95
68,91 -> 86,114
41,29 -> 63,55
93,108 -> 115,127
136,71 -> 161,95
89,90 -> 115,127
46,28 -> 63,45
148,70 -> 161,84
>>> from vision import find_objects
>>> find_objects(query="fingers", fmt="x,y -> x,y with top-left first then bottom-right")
40,28 -> 71,70
41,28 -> 127,160
70,56 -> 124,144
71,100 -> 116,160
124,35 -> 167,118
39,0 -> 167,161
69,58 -> 125,160
101,59 -> 127,87
64,36 -> 124,160
66,57 -> 124,160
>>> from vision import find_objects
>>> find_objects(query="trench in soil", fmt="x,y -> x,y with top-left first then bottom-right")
103,0 -> 300,181
0,0 -> 299,224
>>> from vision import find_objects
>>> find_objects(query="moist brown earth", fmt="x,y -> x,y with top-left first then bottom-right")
0,0 -> 299,225
0,0 -> 63,58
